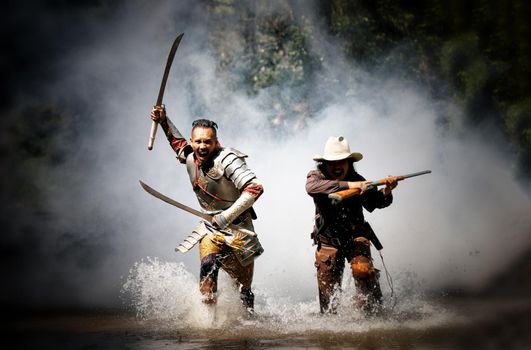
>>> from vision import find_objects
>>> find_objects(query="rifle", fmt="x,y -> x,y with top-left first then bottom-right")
328,170 -> 431,203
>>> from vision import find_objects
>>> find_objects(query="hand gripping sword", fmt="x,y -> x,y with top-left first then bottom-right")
140,180 -> 262,262
147,33 -> 184,150
139,180 -> 257,237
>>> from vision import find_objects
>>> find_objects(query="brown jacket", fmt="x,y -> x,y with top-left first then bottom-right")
306,167 -> 392,246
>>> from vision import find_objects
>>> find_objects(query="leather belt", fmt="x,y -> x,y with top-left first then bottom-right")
317,224 -> 363,247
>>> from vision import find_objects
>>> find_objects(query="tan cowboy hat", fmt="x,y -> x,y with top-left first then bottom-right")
313,136 -> 363,162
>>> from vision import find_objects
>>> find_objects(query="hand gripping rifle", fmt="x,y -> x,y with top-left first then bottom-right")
328,170 -> 431,203
147,33 -> 184,150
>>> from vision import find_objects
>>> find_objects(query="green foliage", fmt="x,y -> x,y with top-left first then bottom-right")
507,99 -> 531,144
440,33 -> 497,123
203,0 -> 318,130
206,0 -> 314,92
202,0 -> 531,179
207,0 -> 237,16
323,0 -> 531,179
249,21 -> 310,90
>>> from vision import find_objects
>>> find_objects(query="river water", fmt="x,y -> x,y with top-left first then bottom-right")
6,296 -> 531,349
5,259 -> 530,349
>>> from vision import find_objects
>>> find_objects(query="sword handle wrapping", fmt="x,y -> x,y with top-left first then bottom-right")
147,120 -> 158,150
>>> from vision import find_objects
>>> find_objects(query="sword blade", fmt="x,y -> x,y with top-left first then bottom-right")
156,33 -> 184,106
139,180 -> 212,222
148,33 -> 184,151
139,180 -> 257,237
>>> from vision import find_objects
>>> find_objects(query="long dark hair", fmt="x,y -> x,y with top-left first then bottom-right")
316,160 -> 357,179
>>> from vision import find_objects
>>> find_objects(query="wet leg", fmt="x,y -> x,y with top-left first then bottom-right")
199,253 -> 220,305
350,237 -> 382,314
220,253 -> 255,314
315,244 -> 344,313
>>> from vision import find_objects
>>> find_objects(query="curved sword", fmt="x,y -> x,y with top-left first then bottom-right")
148,33 -> 185,150
139,180 -> 256,237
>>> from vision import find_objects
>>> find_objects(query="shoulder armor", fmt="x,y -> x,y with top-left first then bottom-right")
219,147 -> 248,160
178,144 -> 193,164
217,148 -> 256,190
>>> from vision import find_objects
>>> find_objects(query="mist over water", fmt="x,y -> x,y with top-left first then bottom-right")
5,0 -> 531,316
121,257 -> 456,333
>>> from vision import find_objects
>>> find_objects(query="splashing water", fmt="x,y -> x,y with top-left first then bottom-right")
121,258 -> 461,336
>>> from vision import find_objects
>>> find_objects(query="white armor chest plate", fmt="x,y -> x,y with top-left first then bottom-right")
186,152 -> 241,212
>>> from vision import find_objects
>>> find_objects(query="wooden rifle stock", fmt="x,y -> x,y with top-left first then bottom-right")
328,170 -> 431,203
328,187 -> 363,202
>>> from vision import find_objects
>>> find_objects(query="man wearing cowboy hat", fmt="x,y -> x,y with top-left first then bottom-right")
306,136 -> 398,314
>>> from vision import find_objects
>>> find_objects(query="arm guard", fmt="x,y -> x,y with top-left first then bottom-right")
213,192 -> 256,228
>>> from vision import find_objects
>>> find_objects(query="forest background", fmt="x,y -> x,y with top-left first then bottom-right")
2,0 -> 530,311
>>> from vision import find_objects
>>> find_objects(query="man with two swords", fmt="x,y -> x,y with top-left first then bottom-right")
145,34 -> 264,314
148,105 -> 264,314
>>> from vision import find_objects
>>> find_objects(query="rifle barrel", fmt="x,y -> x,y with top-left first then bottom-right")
329,170 -> 431,202
401,170 -> 432,179
367,170 -> 431,189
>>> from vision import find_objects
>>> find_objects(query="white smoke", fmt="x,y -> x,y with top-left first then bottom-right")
28,0 -> 531,311
121,257 -> 456,332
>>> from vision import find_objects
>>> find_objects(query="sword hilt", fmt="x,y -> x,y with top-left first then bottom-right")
147,120 -> 157,150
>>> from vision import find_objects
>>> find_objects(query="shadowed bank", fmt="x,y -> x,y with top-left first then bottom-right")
4,296 -> 531,349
